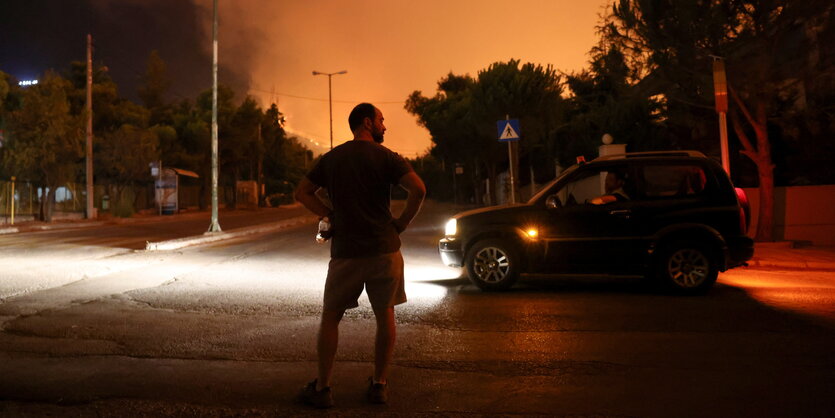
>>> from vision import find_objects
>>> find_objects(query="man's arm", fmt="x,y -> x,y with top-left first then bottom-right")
588,195 -> 617,205
294,177 -> 332,218
393,171 -> 426,233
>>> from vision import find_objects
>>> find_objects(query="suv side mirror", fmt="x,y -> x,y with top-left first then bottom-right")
546,195 -> 562,210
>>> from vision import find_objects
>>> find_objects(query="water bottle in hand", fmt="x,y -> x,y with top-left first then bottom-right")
315,217 -> 332,244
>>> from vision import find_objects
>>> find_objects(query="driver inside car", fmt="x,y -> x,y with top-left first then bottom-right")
588,170 -> 629,205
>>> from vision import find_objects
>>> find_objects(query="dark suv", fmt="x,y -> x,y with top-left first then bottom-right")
438,151 -> 754,294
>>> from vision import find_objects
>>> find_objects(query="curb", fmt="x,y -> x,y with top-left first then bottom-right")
144,215 -> 317,251
746,259 -> 835,271
1,219 -> 145,234
1,205 -> 306,236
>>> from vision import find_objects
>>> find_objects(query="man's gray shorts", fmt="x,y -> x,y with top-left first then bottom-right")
323,251 -> 406,311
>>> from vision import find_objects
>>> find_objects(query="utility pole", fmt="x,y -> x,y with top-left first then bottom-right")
257,123 -> 263,208
86,34 -> 95,219
9,176 -> 15,225
712,56 -> 731,175
207,0 -> 222,232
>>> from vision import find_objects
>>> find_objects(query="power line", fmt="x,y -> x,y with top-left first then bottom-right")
248,86 -> 404,105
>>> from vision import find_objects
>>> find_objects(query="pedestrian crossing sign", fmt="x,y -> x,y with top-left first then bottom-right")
497,119 -> 521,142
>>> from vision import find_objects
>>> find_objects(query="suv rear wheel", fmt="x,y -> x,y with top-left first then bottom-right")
466,238 -> 520,291
655,241 -> 718,294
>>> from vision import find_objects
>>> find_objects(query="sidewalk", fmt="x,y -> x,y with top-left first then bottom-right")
748,242 -> 835,271
0,207 -> 228,235
0,204 -> 316,251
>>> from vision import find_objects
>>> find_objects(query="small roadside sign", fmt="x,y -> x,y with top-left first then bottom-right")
497,119 -> 521,142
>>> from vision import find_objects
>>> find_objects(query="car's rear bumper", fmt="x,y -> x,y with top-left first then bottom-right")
726,235 -> 755,268
439,237 -> 464,267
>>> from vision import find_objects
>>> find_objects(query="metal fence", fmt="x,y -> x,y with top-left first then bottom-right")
1,180 -> 88,222
2,179 -> 235,223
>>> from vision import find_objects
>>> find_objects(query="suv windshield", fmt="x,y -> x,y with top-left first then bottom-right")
528,163 -> 580,203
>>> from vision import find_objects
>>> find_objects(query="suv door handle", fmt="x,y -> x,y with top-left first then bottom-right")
609,209 -> 631,218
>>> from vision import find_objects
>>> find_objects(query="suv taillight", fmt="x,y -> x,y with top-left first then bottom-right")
735,187 -> 750,234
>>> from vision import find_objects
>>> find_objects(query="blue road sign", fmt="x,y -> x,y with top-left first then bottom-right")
497,119 -> 521,142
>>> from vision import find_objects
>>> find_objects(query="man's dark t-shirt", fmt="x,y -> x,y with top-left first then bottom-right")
306,140 -> 413,258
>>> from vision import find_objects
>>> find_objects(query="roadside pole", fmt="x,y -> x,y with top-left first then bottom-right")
530,164 -> 535,198
207,0 -> 222,233
712,57 -> 730,175
497,116 -> 522,204
9,176 -> 14,225
507,142 -> 515,204
86,34 -> 95,219
158,161 -> 162,216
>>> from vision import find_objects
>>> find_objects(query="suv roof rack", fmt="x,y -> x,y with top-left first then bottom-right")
594,150 -> 707,161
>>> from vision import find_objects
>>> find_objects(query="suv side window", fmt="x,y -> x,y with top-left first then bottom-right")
639,164 -> 707,199
554,165 -> 631,206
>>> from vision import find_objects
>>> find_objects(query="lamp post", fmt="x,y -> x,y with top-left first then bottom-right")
312,70 -> 347,150
207,0 -> 222,232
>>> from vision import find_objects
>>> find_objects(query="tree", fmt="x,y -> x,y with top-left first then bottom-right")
138,50 -> 170,110
562,44 -> 667,165
167,99 -> 207,171
602,0 -> 833,241
227,97 -> 262,181
406,73 -> 484,202
96,124 -> 159,216
138,50 -> 172,125
406,60 -> 564,204
260,103 -> 313,205
0,71 -> 9,109
0,71 -> 15,179
65,61 -> 121,134
2,72 -> 83,221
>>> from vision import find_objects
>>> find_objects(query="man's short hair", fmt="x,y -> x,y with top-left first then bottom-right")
610,168 -> 627,181
349,103 -> 376,132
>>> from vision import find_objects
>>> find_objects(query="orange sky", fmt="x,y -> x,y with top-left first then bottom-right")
211,0 -> 611,156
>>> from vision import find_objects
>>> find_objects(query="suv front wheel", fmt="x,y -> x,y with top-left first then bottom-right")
655,241 -> 718,294
466,238 -> 521,291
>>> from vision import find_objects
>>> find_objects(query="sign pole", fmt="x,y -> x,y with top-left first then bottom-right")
507,141 -> 515,204
506,115 -> 516,204
497,115 -> 522,204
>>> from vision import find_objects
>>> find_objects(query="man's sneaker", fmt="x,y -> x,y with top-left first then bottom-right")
367,377 -> 388,404
299,379 -> 333,409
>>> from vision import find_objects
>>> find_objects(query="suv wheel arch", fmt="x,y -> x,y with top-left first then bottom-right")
652,224 -> 728,271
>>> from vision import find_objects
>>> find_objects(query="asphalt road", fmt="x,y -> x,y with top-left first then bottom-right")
0,201 -> 833,417
0,205 -> 312,250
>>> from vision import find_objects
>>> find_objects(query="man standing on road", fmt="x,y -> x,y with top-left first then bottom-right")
294,102 -> 426,408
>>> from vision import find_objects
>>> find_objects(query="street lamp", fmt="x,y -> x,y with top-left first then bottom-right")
208,0 -> 221,232
312,70 -> 347,150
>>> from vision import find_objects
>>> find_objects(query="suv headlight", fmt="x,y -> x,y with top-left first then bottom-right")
444,218 -> 457,236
